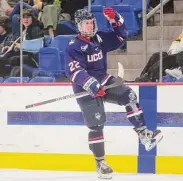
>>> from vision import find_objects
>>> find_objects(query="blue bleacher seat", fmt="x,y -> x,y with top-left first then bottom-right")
89,0 -> 140,34
38,47 -> 64,77
0,77 -> 3,83
50,35 -> 76,71
105,0 -> 123,6
116,0 -> 123,4
90,6 -> 112,31
88,0 -> 123,31
92,0 -> 106,6
162,75 -> 176,82
51,35 -> 76,52
92,0 -> 123,6
3,77 -> 30,83
23,38 -> 44,53
175,77 -> 183,82
113,5 -> 140,36
120,0 -> 150,28
121,0 -> 150,12
22,36 -> 75,78
29,76 -> 56,83
44,35 -> 53,47
22,64 -> 38,78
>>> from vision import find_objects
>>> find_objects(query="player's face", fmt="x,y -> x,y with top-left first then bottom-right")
81,19 -> 94,35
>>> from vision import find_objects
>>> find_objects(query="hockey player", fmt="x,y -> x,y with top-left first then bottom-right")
64,8 -> 163,179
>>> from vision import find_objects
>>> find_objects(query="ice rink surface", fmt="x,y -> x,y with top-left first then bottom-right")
0,169 -> 182,181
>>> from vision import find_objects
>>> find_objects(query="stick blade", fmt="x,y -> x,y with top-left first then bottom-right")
117,62 -> 124,79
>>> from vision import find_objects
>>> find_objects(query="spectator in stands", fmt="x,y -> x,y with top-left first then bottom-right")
11,0 -> 61,38
165,32 -> 183,80
40,0 -> 61,38
0,27 -> 18,77
0,18 -> 18,55
21,8 -> 43,40
0,0 -> 11,16
9,0 -> 40,19
7,0 -> 43,36
135,30 -> 183,82
134,51 -> 174,82
0,9 -> 44,77
5,1 -> 37,17
167,31 -> 183,55
0,15 -> 10,44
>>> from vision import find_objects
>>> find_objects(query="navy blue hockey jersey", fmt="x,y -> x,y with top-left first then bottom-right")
64,20 -> 128,94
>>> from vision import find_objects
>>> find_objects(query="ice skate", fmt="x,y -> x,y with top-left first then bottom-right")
96,160 -> 113,179
134,126 -> 163,151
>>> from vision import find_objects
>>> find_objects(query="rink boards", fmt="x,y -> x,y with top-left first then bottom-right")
0,83 -> 183,174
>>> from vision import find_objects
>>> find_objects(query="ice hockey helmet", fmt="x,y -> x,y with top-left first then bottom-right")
74,9 -> 98,37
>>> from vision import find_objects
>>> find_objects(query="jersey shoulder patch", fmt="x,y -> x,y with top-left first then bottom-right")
96,34 -> 103,43
67,37 -> 81,52
68,37 -> 77,45
66,38 -> 82,55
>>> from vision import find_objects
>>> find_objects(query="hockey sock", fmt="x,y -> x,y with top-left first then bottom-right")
125,102 -> 146,128
88,129 -> 105,160
120,89 -> 146,128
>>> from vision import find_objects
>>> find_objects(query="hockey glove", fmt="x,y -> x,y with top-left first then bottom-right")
103,7 -> 124,26
82,77 -> 106,98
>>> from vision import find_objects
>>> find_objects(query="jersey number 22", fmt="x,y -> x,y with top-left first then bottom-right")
69,61 -> 80,72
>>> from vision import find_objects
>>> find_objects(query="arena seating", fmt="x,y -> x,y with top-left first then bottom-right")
0,0 -> 156,83
29,76 -> 56,82
2,76 -> 56,83
42,35 -> 75,75
22,38 -> 44,53
21,47 -> 63,78
92,0 -> 123,6
20,35 -> 75,79
87,0 -> 146,36
90,6 -> 112,31
175,78 -> 183,82
38,47 -> 64,77
3,77 -> 30,83
0,77 -> 4,83
120,0 -> 150,12
112,5 -> 140,36
50,35 -> 75,52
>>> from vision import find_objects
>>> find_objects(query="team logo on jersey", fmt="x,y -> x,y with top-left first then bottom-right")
95,47 -> 99,51
69,39 -> 75,45
95,112 -> 101,120
81,44 -> 88,51
129,90 -> 137,101
96,34 -> 102,43
87,50 -> 103,62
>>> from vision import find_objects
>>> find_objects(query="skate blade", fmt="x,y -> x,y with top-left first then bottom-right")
98,173 -> 113,179
145,133 -> 163,151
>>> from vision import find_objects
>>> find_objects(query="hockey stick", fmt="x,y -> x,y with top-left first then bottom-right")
0,37 -> 21,58
25,62 -> 124,109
